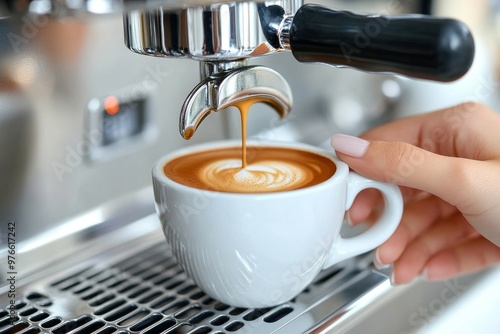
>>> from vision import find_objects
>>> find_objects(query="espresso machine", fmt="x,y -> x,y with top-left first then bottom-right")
1,0 -> 500,333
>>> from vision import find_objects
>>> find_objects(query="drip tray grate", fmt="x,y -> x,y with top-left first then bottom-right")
1,241 -> 387,333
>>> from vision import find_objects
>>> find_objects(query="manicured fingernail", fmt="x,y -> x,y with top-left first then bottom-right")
331,134 -> 370,158
373,249 -> 384,269
390,271 -> 397,285
346,212 -> 354,227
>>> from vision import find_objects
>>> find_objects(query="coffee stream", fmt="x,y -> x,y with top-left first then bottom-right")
164,98 -> 336,193
239,99 -> 250,168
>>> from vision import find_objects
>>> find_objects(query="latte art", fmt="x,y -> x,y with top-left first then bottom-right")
164,146 -> 336,193
201,159 -> 313,192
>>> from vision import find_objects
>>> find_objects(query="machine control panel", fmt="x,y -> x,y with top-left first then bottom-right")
85,93 -> 153,161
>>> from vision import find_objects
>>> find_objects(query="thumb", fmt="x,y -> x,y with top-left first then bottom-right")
330,134 -> 476,207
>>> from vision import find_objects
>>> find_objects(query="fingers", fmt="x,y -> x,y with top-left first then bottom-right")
378,202 -> 498,285
375,195 -> 456,267
331,102 -> 500,284
348,189 -> 381,224
349,187 -> 428,225
391,212 -> 476,284
424,237 -> 500,281
359,102 -> 500,160
332,134 -> 486,209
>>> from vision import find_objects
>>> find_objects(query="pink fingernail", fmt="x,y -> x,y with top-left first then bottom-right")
346,212 -> 354,227
331,134 -> 370,158
373,249 -> 385,269
390,271 -> 397,285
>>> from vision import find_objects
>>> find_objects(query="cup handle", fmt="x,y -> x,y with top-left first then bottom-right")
322,172 -> 403,269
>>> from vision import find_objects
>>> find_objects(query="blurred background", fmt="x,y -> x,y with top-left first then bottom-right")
1,0 -> 500,333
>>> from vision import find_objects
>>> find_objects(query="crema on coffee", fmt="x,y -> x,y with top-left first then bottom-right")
163,146 -> 336,193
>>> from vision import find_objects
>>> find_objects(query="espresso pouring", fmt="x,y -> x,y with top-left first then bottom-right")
164,98 -> 336,193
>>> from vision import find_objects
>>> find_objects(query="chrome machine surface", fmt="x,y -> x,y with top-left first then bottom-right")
1,0 -> 500,333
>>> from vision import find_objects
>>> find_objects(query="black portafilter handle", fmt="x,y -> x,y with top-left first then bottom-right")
288,4 -> 475,82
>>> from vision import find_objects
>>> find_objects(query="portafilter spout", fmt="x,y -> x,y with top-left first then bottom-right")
180,63 -> 293,140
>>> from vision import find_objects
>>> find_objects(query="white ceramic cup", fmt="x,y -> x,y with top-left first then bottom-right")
152,140 -> 403,308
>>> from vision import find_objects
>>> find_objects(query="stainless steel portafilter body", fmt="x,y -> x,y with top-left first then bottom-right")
124,0 -> 299,61
124,0 -> 298,139
0,0 -> 255,16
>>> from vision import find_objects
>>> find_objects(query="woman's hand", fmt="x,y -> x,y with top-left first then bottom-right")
331,102 -> 500,284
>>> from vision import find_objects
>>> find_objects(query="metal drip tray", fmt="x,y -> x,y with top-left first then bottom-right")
0,214 -> 391,334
